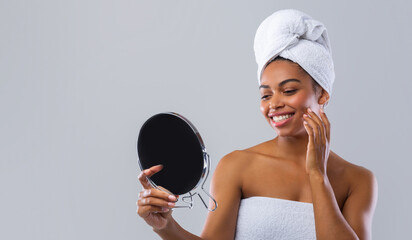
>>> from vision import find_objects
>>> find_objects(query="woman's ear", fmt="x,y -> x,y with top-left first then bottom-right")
318,89 -> 330,106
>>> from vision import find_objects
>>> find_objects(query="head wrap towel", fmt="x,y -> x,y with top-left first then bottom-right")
254,9 -> 335,96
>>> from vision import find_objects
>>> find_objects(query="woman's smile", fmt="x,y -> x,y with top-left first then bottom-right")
270,112 -> 295,127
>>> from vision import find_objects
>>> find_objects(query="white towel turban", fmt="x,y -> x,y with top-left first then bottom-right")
254,9 -> 335,97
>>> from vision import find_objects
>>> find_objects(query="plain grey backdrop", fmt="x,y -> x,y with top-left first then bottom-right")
1,0 -> 411,239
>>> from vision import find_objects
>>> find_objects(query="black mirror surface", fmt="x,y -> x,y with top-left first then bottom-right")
137,113 -> 205,195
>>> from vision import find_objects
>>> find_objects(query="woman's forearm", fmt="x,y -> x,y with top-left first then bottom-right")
153,217 -> 203,240
309,172 -> 359,240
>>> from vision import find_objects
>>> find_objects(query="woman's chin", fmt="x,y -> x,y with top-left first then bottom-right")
272,125 -> 306,137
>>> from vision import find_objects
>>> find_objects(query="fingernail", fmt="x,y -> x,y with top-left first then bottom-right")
320,108 -> 324,113
168,202 -> 175,207
168,195 -> 177,201
162,207 -> 170,212
303,114 -> 308,118
307,108 -> 312,112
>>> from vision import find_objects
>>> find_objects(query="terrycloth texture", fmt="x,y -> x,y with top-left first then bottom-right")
235,196 -> 316,240
254,9 -> 335,97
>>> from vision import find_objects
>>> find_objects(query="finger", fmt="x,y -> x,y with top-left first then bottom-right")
137,196 -> 175,209
306,108 -> 325,144
157,186 -> 179,202
314,108 -> 327,144
137,205 -> 170,218
303,120 -> 315,147
139,188 -> 178,202
138,172 -> 152,189
144,164 -> 164,178
319,108 -> 331,143
303,113 -> 320,144
157,186 -> 178,199
138,165 -> 164,189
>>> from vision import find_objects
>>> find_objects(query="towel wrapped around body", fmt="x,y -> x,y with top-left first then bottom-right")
234,196 -> 316,240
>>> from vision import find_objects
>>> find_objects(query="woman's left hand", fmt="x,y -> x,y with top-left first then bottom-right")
302,107 -> 331,176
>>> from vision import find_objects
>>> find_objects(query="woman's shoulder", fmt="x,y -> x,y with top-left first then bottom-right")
329,151 -> 378,220
218,141 -> 271,164
215,142 -> 266,170
328,151 -> 377,186
216,149 -> 252,169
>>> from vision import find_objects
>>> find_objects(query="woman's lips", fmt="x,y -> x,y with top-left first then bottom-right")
271,114 -> 294,127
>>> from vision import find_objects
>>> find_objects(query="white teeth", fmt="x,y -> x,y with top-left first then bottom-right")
272,114 -> 293,122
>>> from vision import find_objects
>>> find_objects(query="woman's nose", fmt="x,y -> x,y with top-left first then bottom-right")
269,94 -> 284,109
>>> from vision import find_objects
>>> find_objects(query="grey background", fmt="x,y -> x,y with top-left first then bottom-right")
0,0 -> 410,239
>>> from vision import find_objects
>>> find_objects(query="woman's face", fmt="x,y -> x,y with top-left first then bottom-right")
259,60 -> 325,137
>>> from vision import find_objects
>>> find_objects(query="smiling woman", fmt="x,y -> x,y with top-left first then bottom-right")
259,56 -> 328,136
137,8 -> 378,240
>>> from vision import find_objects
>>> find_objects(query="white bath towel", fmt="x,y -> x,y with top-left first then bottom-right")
235,196 -> 316,240
254,9 -> 335,97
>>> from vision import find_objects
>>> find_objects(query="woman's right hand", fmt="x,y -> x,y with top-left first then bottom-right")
137,164 -> 179,230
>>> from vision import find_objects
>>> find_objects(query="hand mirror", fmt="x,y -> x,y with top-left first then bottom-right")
137,112 -> 217,211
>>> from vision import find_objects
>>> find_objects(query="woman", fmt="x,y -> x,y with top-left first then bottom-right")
137,9 -> 378,240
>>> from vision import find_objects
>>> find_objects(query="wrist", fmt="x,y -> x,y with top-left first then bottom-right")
153,216 -> 176,235
308,170 -> 327,181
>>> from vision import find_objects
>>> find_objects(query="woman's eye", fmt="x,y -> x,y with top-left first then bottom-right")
261,90 -> 296,99
284,89 -> 297,94
261,95 -> 270,100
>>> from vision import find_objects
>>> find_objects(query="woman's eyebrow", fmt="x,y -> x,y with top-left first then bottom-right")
259,78 -> 301,89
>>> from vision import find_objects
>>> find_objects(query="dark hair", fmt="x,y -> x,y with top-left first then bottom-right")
267,56 -> 322,96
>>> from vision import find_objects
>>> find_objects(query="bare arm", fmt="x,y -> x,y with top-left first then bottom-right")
309,169 -> 378,240
137,151 -> 243,240
341,168 -> 378,239
303,108 -> 378,239
200,151 -> 243,239
153,218 -> 203,240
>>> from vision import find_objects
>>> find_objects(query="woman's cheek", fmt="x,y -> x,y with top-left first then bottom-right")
289,93 -> 310,108
260,103 -> 267,114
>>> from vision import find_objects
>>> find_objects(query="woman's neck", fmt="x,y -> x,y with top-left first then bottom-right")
272,134 -> 309,162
